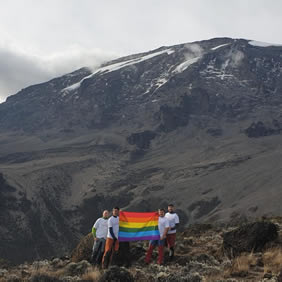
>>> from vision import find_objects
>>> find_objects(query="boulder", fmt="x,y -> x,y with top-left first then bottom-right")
223,221 -> 278,257
71,233 -> 142,267
99,266 -> 134,282
245,121 -> 278,138
64,260 -> 91,276
71,234 -> 93,262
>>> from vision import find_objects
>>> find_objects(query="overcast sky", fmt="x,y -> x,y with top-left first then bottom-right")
1,0 -> 282,103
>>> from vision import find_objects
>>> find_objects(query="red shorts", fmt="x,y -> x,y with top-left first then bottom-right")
166,233 -> 176,248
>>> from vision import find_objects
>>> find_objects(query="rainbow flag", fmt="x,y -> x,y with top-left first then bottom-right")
118,211 -> 160,242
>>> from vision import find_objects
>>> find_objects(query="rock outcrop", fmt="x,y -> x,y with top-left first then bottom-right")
223,221 -> 279,257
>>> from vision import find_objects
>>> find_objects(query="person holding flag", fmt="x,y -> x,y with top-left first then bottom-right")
145,208 -> 170,265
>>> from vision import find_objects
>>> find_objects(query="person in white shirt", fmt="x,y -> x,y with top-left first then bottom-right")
102,207 -> 120,269
90,210 -> 109,265
145,208 -> 170,265
165,204 -> 180,260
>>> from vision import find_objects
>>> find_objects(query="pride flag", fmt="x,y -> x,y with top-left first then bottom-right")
118,211 -> 160,242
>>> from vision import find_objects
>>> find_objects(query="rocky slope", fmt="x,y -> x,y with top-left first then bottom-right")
1,37 -> 282,263
1,218 -> 282,281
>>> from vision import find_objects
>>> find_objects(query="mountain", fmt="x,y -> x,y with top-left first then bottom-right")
1,37 -> 282,263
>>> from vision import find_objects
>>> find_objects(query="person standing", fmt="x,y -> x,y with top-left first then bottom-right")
102,207 -> 120,269
165,204 -> 180,260
90,210 -> 109,265
145,208 -> 170,265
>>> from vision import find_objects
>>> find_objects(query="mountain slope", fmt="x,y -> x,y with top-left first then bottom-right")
1,37 -> 282,263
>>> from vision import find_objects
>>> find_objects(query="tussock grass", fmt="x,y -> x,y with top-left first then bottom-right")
81,268 -> 101,281
224,252 -> 256,277
263,247 -> 282,274
30,269 -> 62,281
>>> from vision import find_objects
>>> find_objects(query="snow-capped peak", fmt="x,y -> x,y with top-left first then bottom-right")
248,40 -> 282,47
61,48 -> 174,93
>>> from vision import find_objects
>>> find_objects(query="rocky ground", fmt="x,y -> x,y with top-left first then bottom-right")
1,217 -> 282,281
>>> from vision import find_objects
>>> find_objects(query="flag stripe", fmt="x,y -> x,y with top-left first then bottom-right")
119,230 -> 159,238
119,226 -> 158,232
119,212 -> 159,218
119,216 -> 159,223
119,235 -> 160,242
119,221 -> 158,228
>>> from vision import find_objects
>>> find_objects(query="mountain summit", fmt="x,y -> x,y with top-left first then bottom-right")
1,37 -> 282,263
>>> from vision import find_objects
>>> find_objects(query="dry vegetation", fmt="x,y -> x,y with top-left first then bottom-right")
81,269 -> 102,281
224,253 -> 257,277
263,247 -> 282,274
1,218 -> 282,281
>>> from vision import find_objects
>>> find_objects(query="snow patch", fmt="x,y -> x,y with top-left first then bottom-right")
211,43 -> 230,50
142,76 -> 169,96
248,41 -> 282,47
61,73 -> 96,93
174,57 -> 200,73
155,78 -> 168,88
61,48 -> 175,94
166,49 -> 175,55
217,73 -> 233,80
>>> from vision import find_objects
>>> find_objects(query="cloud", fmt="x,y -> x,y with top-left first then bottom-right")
185,44 -> 204,56
230,50 -> 245,67
183,43 -> 204,61
0,42 -> 119,103
1,0 -> 282,104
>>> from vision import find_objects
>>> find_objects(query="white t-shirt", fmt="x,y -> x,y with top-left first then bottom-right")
165,212 -> 180,234
158,216 -> 170,237
107,216 -> 119,239
93,217 -> 108,239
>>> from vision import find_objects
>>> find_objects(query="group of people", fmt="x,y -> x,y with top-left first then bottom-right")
91,204 -> 180,268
